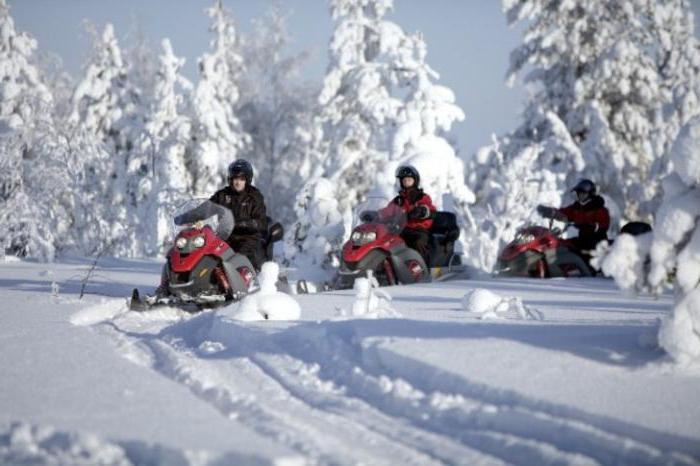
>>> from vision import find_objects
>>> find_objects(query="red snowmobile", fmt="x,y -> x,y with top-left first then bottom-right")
130,200 -> 283,311
496,223 -> 592,278
331,197 -> 464,289
496,220 -> 653,278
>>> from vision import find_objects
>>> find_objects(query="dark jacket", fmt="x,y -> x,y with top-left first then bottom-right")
558,194 -> 610,251
210,185 -> 267,240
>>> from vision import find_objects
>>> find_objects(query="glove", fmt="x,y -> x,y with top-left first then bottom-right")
536,205 -> 556,219
360,210 -> 378,223
408,205 -> 430,220
537,205 -> 567,221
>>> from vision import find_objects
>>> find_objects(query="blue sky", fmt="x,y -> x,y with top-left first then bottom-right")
9,0 -> 700,159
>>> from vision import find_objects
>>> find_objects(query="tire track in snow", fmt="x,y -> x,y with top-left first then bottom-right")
97,312 -> 494,465
94,309 -> 699,466
274,322 -> 699,466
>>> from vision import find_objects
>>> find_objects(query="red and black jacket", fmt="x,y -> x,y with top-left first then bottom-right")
386,188 -> 436,231
558,195 -> 610,249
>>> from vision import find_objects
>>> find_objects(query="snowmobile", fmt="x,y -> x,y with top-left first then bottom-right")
496,220 -> 653,278
129,200 -> 284,312
496,223 -> 592,278
327,197 -> 465,290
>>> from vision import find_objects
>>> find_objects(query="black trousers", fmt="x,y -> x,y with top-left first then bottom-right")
401,228 -> 430,265
229,235 -> 264,270
571,234 -> 606,272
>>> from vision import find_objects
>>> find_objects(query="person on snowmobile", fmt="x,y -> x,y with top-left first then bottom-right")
374,165 -> 436,264
536,178 -> 610,265
175,159 -> 268,270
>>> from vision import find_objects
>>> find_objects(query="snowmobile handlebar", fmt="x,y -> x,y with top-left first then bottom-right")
174,200 -> 234,240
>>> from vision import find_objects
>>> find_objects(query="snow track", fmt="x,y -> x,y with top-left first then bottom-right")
89,304 -> 699,466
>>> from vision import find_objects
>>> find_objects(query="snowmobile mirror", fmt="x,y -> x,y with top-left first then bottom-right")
269,223 -> 284,243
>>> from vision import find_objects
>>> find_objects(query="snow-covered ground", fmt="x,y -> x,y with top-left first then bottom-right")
1,257 -> 699,466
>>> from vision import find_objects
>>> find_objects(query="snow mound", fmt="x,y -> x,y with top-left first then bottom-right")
226,262 -> 301,321
337,277 -> 402,319
461,288 -> 543,320
0,421 -> 129,466
70,299 -> 128,326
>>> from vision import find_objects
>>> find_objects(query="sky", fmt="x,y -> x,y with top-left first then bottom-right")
8,0 -> 700,160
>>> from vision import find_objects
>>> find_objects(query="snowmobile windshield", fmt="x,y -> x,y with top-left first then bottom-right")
173,199 -> 234,240
353,196 -> 407,232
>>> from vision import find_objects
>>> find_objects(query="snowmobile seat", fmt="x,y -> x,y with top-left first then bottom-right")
427,211 -> 460,267
430,212 -> 460,244
620,221 -> 652,236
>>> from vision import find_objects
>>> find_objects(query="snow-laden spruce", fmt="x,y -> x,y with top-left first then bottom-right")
284,178 -> 344,276
71,22 -> 146,257
286,0 -> 407,271
0,0 -> 108,260
467,0 -> 700,272
135,39 -> 193,256
371,25 -> 477,257
503,0 -> 700,221
0,0 -> 51,135
288,0 -> 475,272
596,115 -> 700,365
188,0 -> 249,196
466,108 -> 581,271
237,6 -> 321,226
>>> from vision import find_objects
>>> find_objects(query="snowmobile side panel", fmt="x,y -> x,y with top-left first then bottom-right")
220,250 -> 255,294
390,247 -> 430,284
547,248 -> 593,277
498,250 -> 544,277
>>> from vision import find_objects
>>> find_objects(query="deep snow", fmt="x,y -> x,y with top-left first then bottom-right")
1,256 -> 699,465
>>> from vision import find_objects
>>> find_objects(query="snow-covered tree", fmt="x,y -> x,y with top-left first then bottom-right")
466,106 -> 585,271
284,178 -> 344,275
372,29 -> 476,257
596,115 -> 700,366
136,39 -> 193,256
499,0 -> 700,221
465,0 -> 700,272
0,135 -> 56,259
304,0 -> 406,217
0,0 -> 55,259
287,0 -> 420,268
124,22 -> 159,106
237,6 -> 319,225
188,0 -> 249,195
0,0 -> 51,136
71,22 -> 145,256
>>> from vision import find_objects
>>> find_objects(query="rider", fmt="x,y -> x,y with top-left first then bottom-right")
378,165 -> 436,264
207,159 -> 268,270
537,178 -> 610,264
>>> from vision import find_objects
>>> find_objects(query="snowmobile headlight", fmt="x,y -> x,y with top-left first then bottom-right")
192,236 -> 205,248
516,233 -> 535,244
352,230 -> 377,245
176,237 -> 188,249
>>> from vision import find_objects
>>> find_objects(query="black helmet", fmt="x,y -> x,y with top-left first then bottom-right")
571,178 -> 596,194
228,159 -> 253,184
395,164 -> 420,187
